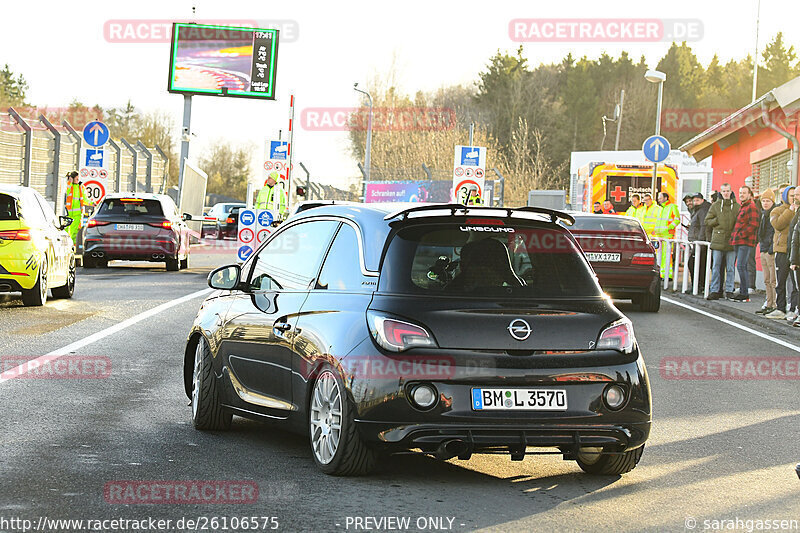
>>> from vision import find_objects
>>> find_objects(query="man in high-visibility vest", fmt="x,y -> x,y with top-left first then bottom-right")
64,171 -> 92,245
641,193 -> 661,237
255,171 -> 288,220
656,191 -> 681,278
624,193 -> 646,223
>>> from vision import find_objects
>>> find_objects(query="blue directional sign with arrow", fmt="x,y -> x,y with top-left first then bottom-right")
83,121 -> 109,148
642,135 -> 670,163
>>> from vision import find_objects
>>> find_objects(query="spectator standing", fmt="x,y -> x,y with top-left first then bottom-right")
686,193 -> 711,291
757,189 -> 778,316
729,186 -> 759,302
770,186 -> 797,319
705,183 -> 740,300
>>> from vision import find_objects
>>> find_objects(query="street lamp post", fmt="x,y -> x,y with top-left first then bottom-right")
645,70 -> 666,196
353,83 -> 373,182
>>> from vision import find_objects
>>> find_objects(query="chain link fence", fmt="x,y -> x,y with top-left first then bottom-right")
0,108 -> 169,215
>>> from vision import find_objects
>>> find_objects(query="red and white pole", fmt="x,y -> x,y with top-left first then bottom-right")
286,94 -> 295,214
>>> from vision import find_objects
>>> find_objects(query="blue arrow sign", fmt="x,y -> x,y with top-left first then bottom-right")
642,135 -> 670,163
83,121 -> 109,148
238,245 -> 253,262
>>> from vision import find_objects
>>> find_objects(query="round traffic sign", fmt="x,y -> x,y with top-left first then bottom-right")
454,179 -> 482,203
82,121 -> 109,147
99,169 -> 108,179
274,162 -> 283,171
475,168 -> 484,178
238,227 -> 254,244
642,134 -> 671,163
83,180 -> 106,203
257,210 -> 274,227
257,228 -> 272,243
89,169 -> 98,178
454,167 -> 464,177
237,245 -> 253,262
465,167 -> 474,178
239,210 -> 255,226
264,161 -> 273,170
80,168 -> 89,178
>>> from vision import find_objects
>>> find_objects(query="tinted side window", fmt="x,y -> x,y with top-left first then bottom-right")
317,224 -> 365,291
0,194 -> 18,220
249,220 -> 338,291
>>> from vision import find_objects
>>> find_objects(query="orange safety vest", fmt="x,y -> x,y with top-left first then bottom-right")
66,183 -> 89,212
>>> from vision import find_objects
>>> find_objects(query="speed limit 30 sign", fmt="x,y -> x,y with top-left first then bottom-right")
83,179 -> 107,203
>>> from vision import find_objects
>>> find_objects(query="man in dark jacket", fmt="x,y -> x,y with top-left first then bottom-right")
771,186 -> 797,320
705,183 -> 740,300
757,188 -> 778,315
729,185 -> 760,302
686,193 -> 711,291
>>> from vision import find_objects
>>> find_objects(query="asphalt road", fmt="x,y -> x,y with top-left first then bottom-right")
1,241 -> 799,533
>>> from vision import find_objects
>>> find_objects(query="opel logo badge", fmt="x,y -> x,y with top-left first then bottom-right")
507,319 -> 532,341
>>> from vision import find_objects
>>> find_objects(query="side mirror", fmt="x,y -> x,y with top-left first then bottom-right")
208,264 -> 242,290
58,216 -> 73,230
182,213 -> 193,221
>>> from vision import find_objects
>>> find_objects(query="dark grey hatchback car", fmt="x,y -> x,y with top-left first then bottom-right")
184,203 -> 652,476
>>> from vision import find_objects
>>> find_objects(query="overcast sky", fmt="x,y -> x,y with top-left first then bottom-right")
3,0 -> 797,188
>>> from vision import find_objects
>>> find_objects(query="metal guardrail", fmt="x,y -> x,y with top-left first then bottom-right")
652,237 -> 713,298
0,108 -> 169,211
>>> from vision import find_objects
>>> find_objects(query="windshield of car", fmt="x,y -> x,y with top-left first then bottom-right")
98,198 -> 164,217
380,221 -> 601,298
570,216 -> 643,233
0,194 -> 18,220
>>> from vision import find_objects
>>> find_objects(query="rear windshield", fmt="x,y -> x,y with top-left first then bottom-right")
570,216 -> 642,232
380,222 -> 601,298
98,198 -> 164,217
0,194 -> 18,220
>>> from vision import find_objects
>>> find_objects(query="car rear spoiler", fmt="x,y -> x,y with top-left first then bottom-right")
383,204 -> 575,226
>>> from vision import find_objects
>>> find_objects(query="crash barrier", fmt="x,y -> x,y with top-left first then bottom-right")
651,237 -> 713,298
0,109 -> 168,215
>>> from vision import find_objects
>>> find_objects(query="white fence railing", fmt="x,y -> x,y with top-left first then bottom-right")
651,237 -> 713,298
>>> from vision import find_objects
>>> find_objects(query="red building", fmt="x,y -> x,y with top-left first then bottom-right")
680,77 -> 800,193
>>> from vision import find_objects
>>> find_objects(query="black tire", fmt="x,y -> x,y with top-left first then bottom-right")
576,446 -> 644,475
310,366 -> 379,476
21,256 -> 48,307
190,336 -> 232,430
51,256 -> 76,299
640,283 -> 661,312
166,255 -> 180,271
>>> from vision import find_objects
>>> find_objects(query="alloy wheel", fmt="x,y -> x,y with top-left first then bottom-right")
310,371 -> 343,465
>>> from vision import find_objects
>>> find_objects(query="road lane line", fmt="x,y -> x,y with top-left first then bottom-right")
0,288 -> 211,383
662,296 -> 800,354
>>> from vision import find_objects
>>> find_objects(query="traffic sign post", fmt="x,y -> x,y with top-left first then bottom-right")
237,209 -> 257,262
453,145 -> 487,205
79,146 -> 110,203
643,134 -> 670,197
83,121 -> 109,147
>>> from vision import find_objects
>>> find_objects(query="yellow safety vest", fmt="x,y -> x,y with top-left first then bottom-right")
624,204 -> 646,223
66,183 -> 88,212
642,203 -> 661,236
655,202 -> 680,238
255,184 -> 287,216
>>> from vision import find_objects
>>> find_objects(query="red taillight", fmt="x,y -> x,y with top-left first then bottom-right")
87,220 -> 110,228
631,253 -> 656,266
0,229 -> 31,241
596,319 -> 635,353
368,312 -> 436,352
226,217 -> 235,224
147,221 -> 173,229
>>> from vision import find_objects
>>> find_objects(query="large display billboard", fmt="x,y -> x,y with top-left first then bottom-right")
167,23 -> 279,100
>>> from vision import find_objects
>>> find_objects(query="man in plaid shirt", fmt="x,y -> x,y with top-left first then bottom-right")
729,185 -> 760,302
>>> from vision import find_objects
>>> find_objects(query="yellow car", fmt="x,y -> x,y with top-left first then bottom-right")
0,184 -> 76,306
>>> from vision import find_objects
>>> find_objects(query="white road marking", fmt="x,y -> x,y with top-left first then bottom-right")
0,288 -> 211,383
661,296 -> 800,354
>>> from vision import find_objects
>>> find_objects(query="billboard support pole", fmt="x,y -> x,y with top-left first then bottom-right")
178,94 -> 192,200
286,94 -> 295,216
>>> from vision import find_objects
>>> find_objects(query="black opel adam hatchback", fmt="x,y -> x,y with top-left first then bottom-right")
184,203 -> 651,476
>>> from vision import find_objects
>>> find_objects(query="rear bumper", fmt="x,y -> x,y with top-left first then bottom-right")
593,266 -> 660,295
84,237 -> 178,260
0,250 -> 40,290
